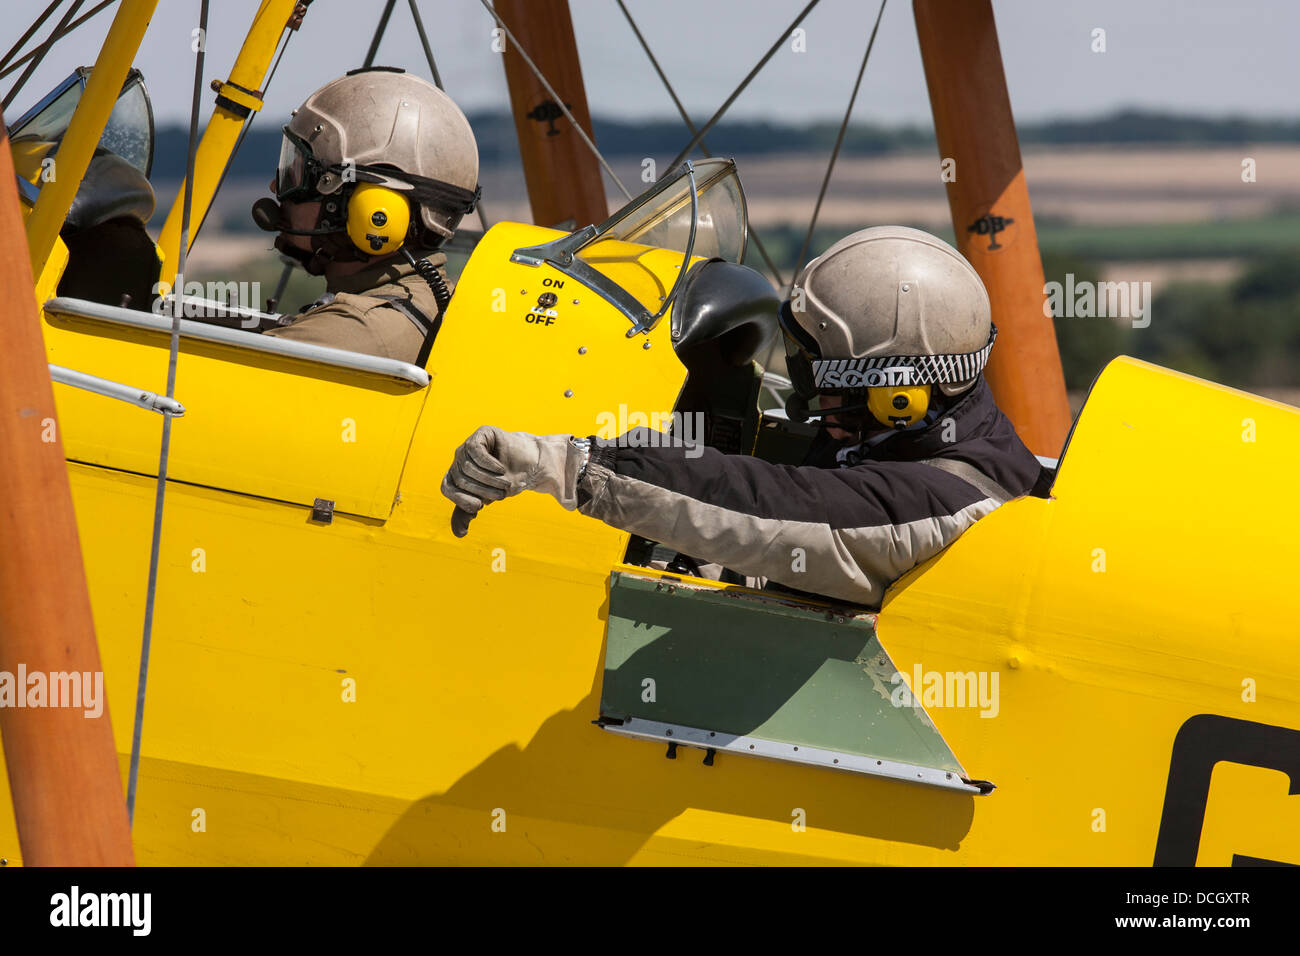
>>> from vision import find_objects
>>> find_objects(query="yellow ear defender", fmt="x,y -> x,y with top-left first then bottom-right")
867,384 -> 931,429
346,181 -> 410,256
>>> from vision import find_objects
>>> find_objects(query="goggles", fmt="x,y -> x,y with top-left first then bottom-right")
274,126 -> 482,217
779,299 -> 998,395
274,128 -> 327,202
778,299 -> 821,397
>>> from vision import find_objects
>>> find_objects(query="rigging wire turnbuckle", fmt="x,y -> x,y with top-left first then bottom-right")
288,2 -> 312,31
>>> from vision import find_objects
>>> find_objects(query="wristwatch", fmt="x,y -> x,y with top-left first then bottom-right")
570,436 -> 592,481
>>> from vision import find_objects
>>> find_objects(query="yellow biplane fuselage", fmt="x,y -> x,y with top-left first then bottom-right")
2,0 -> 1297,867
2,209 -> 1297,865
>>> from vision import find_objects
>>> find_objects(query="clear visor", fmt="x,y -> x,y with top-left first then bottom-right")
777,300 -> 819,396
783,335 -> 817,397
275,130 -> 311,199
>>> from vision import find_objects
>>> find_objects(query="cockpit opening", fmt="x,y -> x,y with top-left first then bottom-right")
9,67 -> 159,311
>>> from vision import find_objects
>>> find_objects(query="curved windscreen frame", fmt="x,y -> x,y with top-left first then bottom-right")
510,158 -> 748,335
587,157 -> 747,263
8,67 -> 155,195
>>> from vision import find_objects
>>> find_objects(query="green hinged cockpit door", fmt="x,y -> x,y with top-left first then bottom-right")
598,568 -> 991,794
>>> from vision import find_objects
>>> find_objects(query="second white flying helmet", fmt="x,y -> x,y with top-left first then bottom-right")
779,225 -> 996,399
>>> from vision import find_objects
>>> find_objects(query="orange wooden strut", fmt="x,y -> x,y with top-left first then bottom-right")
914,0 -> 1072,458
0,125 -> 135,866
496,0 -> 609,229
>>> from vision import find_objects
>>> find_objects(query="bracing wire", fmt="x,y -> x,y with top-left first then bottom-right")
127,0 -> 209,826
0,0 -> 117,82
194,22 -> 295,243
613,0 -> 785,290
477,0 -> 632,202
664,0 -> 822,172
363,0 -> 397,69
409,0 -> 491,232
407,0 -> 442,90
2,0 -> 85,112
0,0 -> 64,75
791,0 -> 888,286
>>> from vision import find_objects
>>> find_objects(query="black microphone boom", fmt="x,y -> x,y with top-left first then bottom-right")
250,197 -> 336,236
251,197 -> 283,232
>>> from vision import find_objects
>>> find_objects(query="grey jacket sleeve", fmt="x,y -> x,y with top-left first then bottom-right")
575,432 -> 1005,607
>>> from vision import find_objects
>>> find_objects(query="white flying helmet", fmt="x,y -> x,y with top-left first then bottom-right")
779,225 -> 997,402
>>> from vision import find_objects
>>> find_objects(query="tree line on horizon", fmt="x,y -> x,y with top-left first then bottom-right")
149,108 -> 1300,180
159,105 -> 1298,395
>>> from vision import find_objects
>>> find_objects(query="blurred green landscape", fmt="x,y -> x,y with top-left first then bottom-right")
743,222 -> 1300,395
171,109 -> 1300,404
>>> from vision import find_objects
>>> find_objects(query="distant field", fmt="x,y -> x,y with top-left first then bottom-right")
170,141 -> 1296,402
1095,258 -> 1244,292
180,143 -> 1300,284
710,144 -> 1300,228
1035,215 -> 1300,259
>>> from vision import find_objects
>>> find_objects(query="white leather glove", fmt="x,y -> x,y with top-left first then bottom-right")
441,426 -> 587,537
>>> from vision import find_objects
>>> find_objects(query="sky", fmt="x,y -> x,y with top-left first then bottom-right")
4,0 -> 1298,129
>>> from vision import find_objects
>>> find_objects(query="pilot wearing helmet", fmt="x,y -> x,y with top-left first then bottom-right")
254,66 -> 481,365
438,225 -> 1046,608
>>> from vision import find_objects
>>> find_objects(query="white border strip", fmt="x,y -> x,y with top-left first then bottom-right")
601,716 -> 981,794
45,296 -> 430,388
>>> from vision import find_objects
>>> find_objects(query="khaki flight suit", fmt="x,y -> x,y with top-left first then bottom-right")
263,251 -> 449,366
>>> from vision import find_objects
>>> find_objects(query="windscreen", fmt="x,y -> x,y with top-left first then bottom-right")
509,158 -> 752,329
582,157 -> 748,263
9,68 -> 154,182
571,158 -> 749,319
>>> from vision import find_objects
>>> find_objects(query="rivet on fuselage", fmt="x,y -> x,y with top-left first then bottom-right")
578,346 -> 587,354
564,389 -> 574,398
